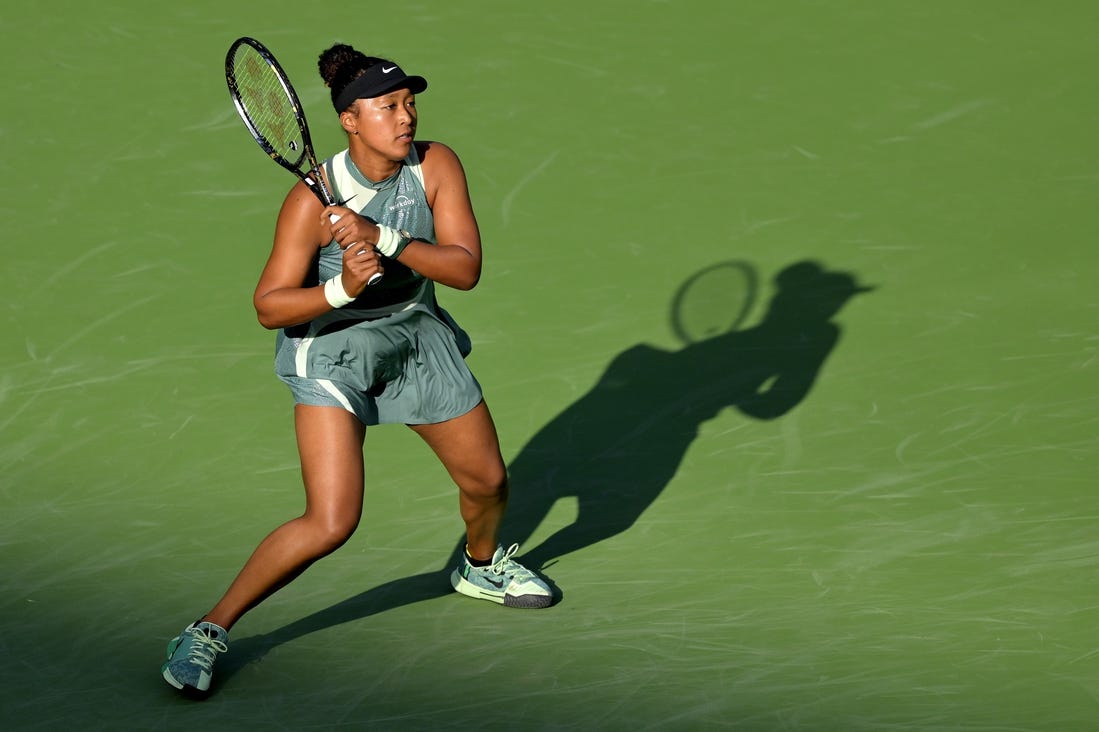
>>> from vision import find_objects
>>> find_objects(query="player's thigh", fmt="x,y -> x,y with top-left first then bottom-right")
409,401 -> 506,494
295,404 -> 367,521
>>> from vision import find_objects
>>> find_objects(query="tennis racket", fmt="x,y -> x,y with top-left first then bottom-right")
670,260 -> 758,344
225,36 -> 382,285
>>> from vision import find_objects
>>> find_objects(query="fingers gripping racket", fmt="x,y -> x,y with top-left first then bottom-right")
225,37 -> 382,285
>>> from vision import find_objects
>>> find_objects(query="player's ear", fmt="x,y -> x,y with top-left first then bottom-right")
339,109 -> 358,136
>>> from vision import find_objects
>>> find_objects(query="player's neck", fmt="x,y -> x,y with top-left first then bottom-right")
347,147 -> 402,184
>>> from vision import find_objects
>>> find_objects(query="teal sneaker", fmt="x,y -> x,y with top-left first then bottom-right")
161,621 -> 229,695
451,543 -> 553,608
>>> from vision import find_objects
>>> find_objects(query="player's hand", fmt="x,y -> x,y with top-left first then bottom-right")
338,240 -> 383,296
323,206 -> 380,250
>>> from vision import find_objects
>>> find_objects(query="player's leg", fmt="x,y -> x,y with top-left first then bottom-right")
204,404 -> 366,627
410,400 -> 552,608
409,400 -> 506,558
162,405 -> 366,693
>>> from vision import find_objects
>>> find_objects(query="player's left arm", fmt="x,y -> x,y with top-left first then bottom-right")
397,141 -> 483,290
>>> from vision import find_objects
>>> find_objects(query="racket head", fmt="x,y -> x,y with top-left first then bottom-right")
671,260 -> 759,344
225,37 -> 334,206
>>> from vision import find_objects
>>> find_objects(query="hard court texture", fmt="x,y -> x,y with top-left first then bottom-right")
1,2 -> 1096,729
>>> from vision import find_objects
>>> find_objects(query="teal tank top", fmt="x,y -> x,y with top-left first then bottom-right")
318,144 -> 435,310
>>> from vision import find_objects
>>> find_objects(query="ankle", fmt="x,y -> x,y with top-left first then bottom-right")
464,545 -> 493,567
198,616 -> 231,634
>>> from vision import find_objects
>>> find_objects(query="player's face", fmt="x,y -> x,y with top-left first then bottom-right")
350,88 -> 418,161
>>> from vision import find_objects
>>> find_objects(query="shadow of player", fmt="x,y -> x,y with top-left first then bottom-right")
217,259 -> 872,684
503,259 -> 873,571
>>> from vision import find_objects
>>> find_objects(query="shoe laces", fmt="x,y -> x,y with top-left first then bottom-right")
490,543 -> 534,580
187,627 -> 228,671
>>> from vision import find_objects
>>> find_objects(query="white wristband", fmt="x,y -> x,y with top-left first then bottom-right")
323,275 -> 355,308
374,225 -> 401,257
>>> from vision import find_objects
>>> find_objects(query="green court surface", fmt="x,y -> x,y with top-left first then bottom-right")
2,2 -> 1097,729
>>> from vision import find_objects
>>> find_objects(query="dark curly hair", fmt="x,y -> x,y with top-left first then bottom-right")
318,43 -> 390,111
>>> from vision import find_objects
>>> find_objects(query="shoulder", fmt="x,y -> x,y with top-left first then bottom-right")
280,178 -> 325,219
414,141 -> 469,202
416,140 -> 464,173
275,179 -> 328,247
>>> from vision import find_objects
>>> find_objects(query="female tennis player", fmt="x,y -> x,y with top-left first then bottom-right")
162,43 -> 551,696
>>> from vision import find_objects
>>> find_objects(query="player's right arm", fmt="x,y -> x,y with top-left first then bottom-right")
253,182 -> 381,329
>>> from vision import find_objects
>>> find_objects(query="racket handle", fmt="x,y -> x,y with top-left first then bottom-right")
330,213 -> 383,286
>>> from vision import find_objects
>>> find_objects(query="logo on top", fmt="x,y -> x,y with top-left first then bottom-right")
389,194 -> 415,212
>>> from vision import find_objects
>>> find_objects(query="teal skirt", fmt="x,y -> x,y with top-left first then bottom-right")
275,304 -> 482,426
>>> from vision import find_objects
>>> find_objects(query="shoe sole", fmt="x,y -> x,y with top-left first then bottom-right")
450,570 -> 552,609
162,666 -> 214,698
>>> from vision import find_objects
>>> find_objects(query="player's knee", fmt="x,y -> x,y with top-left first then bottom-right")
461,465 -> 508,503
305,513 -> 360,554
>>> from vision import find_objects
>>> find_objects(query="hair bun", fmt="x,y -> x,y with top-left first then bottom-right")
318,43 -> 365,87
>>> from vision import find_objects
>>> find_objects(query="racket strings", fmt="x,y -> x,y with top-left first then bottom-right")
231,50 -> 306,166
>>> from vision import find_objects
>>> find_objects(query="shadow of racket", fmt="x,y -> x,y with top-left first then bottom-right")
670,260 -> 759,345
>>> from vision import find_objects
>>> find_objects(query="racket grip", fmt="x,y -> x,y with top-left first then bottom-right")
330,213 -> 384,286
